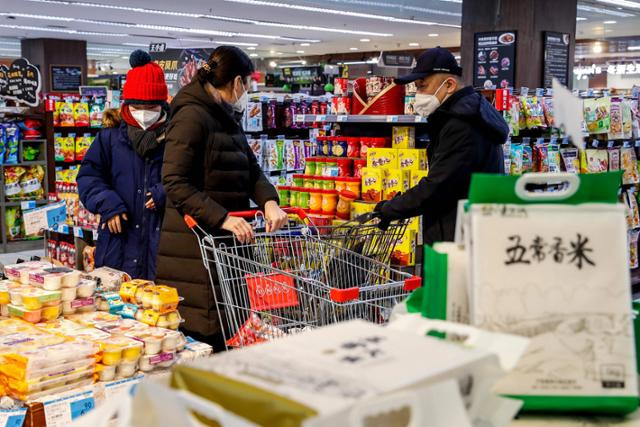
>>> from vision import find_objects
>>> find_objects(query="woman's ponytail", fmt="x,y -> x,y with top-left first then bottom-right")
198,46 -> 254,88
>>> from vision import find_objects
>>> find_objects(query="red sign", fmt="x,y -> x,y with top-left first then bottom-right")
246,273 -> 299,311
494,89 -> 511,111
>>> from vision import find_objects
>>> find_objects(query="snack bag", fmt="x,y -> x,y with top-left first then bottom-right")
89,100 -> 105,128
542,97 -> 555,128
622,100 -> 633,139
518,98 -> 527,130
630,230 -> 640,269
560,148 -> 579,173
608,99 -> 624,140
265,139 -> 284,171
523,96 -> 545,129
505,97 -> 520,137
621,147 -> 640,184
361,167 -> 383,202
608,148 -> 621,171
63,134 -> 76,162
4,167 -> 25,201
5,207 -> 24,241
585,149 -> 609,173
20,166 -> 45,200
247,138 -> 264,168
75,134 -> 94,161
383,169 -> 404,200
367,148 -> 398,169
533,141 -> 548,173
510,144 -> 523,175
547,144 -> 562,173
3,123 -> 19,164
522,144 -> 533,173
54,133 -> 65,162
625,189 -> 640,229
584,97 -> 611,134
74,102 -> 90,127
53,101 -> 61,127
392,127 -> 415,149
59,101 -> 75,126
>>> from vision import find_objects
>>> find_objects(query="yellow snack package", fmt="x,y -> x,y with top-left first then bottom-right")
392,126 -> 415,149
361,168 -> 384,202
410,170 -> 429,188
398,149 -> 421,170
350,201 -> 376,221
367,148 -> 398,169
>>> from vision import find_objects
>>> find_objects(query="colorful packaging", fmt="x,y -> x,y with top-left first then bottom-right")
625,190 -> 640,229
622,100 -> 633,139
510,144 -> 523,175
346,137 -> 360,158
350,201 -> 376,221
397,149 -> 421,171
331,137 -> 348,157
361,168 -> 384,202
609,99 -> 624,140
74,102 -> 90,127
621,147 -> 640,184
533,142 -> 549,173
522,144 -> 533,173
629,229 -> 639,269
5,207 -> 24,241
367,148 -> 398,169
542,97 -> 554,127
391,229 -> 416,266
63,134 -> 76,162
392,127 -> 415,149
20,166 -> 45,200
608,148 -> 621,171
584,149 -> 609,173
522,96 -> 545,129
547,144 -> 562,173
417,149 -> 428,171
54,133 -> 64,162
383,169 -> 405,200
560,148 -> 580,173
58,101 -> 75,127
410,170 -> 429,188
248,138 -> 264,168
266,139 -> 284,171
584,97 -> 611,134
284,140 -> 296,171
75,134 -> 93,161
404,96 -> 416,115
89,100 -> 105,128
4,167 -> 25,201
3,123 -> 20,164
353,158 -> 367,179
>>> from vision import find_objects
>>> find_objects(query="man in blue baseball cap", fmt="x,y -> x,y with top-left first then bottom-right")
376,46 -> 508,245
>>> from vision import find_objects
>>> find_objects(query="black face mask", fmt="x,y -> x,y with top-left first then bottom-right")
127,120 -> 166,158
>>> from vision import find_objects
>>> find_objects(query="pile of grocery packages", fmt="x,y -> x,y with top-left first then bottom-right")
0,261 -> 201,402
276,126 -> 426,266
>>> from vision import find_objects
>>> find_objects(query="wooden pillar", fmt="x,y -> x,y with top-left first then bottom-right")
461,0 -> 577,88
21,38 -> 87,93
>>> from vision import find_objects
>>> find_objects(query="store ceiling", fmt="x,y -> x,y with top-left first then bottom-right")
0,0 -> 639,72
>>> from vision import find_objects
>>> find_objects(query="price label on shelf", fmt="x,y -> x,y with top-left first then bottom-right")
607,141 -> 615,149
20,200 -> 36,210
386,116 -> 398,123
44,391 -> 95,427
74,227 -> 84,238
104,375 -> 144,401
316,115 -> 326,122
0,409 -> 26,427
337,115 -> 348,122
92,229 -> 99,240
59,224 -> 70,234
294,114 -> 304,123
414,115 -> 423,123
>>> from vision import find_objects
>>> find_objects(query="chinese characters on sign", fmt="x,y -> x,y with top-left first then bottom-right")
473,31 -> 517,89
505,234 -> 595,269
0,58 -> 41,107
148,43 -> 166,53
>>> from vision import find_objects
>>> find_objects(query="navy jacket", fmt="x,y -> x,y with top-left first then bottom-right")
77,121 -> 165,279
379,86 -> 508,244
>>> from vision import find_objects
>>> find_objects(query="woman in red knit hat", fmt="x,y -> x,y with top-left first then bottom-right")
77,50 -> 169,279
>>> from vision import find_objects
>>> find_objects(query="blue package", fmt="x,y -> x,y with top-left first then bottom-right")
0,125 -> 5,165
4,123 -> 20,165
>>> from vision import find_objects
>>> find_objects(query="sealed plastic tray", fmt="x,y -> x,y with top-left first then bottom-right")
99,336 -> 143,366
29,267 -> 81,291
8,304 -> 42,323
2,340 -> 98,371
21,289 -> 61,310
4,261 -> 53,284
13,376 -> 94,402
0,356 -> 95,381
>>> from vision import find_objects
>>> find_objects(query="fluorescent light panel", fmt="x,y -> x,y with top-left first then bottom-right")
21,0 -> 391,37
596,0 -> 640,9
0,23 -> 127,37
317,0 -> 461,17
223,0 -> 460,28
577,4 -> 634,16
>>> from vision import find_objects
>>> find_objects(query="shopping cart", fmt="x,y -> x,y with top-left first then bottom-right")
184,208 -> 421,349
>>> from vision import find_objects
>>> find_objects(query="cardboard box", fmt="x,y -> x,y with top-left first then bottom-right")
383,169 -> 409,200
366,148 -> 398,169
410,170 -> 430,188
417,148 -> 429,170
392,229 -> 416,266
361,168 -> 384,202
398,149 -> 422,170
350,201 -> 376,221
392,126 -> 415,149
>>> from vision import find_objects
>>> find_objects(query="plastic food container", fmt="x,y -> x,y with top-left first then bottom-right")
77,279 -> 96,298
345,177 -> 361,199
161,330 -> 182,352
60,286 -> 77,302
21,289 -> 61,311
1,304 -> 8,317
2,340 -> 98,372
9,287 -> 26,306
8,305 -> 42,323
41,303 -> 61,321
100,336 -> 143,365
61,301 -> 76,315
167,311 -> 182,330
96,363 -> 116,382
119,279 -> 152,304
321,190 -> 338,216
127,330 -> 165,356
141,288 -> 154,309
4,261 -> 52,284
0,282 -> 10,305
139,352 -> 175,372
116,360 -> 137,378
150,286 -> 179,314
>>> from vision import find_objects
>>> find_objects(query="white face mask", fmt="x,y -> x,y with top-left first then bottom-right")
129,106 -> 161,130
231,78 -> 249,113
414,79 -> 450,117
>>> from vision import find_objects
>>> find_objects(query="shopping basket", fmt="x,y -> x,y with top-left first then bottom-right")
184,208 -> 421,349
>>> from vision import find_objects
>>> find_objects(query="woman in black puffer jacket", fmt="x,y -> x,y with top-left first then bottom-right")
156,46 -> 287,350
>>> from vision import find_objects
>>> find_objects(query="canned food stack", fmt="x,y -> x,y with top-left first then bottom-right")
0,319 -> 99,401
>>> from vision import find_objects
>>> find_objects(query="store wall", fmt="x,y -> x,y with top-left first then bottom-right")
21,38 -> 87,93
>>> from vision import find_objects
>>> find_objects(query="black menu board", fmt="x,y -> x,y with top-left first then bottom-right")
473,31 -> 517,89
0,58 -> 41,107
543,32 -> 570,87
50,65 -> 83,91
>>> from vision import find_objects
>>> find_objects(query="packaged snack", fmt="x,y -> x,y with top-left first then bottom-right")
59,101 -> 75,127
410,170 -> 429,188
608,148 -> 621,171
397,149 -> 421,170
90,267 -> 131,292
266,139 -> 284,171
331,97 -> 350,115
560,148 -> 580,173
347,137 -> 360,158
336,190 -> 357,220
75,134 -> 93,161
392,127 -> 415,149
3,123 -> 20,164
334,77 -> 348,96
73,102 -> 90,127
609,99 -> 624,140
621,147 -> 640,184
584,97 -> 611,134
404,96 -> 416,115
361,168 -> 384,202
360,137 -> 386,158
533,142 -> 549,173
89,100 -> 105,128
21,288 -> 61,310
542,97 -> 555,127
7,305 -> 42,323
139,352 -> 176,372
331,136 -> 348,157
5,207 -> 24,241
629,230 -> 639,269
336,158 -> 352,177
505,97 -> 520,137
225,313 -> 284,348
383,169 -> 406,200
63,134 -> 76,162
353,158 -> 367,179
54,134 -> 65,162
391,229 -> 416,266
83,246 -> 95,273
20,166 -> 45,200
509,144 -> 523,175
4,166 -> 25,201
522,144 -> 533,172
96,292 -> 125,313
417,149 -> 428,170
284,140 -> 295,171
367,148 -> 398,169
625,190 -> 640,229
321,190 -> 338,216
547,144 -> 562,173
522,96 -> 545,129
584,149 -> 609,173
622,100 -> 633,139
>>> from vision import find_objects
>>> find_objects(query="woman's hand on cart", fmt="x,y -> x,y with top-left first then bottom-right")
264,201 -> 288,233
221,215 -> 254,243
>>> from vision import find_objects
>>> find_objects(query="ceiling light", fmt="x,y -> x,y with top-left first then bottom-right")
576,17 -> 587,20
23,0 -> 390,37
300,43 -> 310,46
249,53 -> 258,57
360,38 -> 370,42
269,61 -> 277,67
577,4 -> 634,16
603,20 -> 618,23
122,42 -> 149,47
270,50 -> 275,54
0,23 -> 127,37
302,0 -> 461,17
177,38 -> 259,47
593,42 -> 603,53
596,0 -> 640,9
296,50 -> 305,53
409,42 -> 419,47
628,46 -> 640,50
223,0 -> 461,28
338,59 -> 378,65
3,11 -> 320,42
301,60 -> 307,65
350,47 -> 359,50
247,46 -> 256,50
428,33 -> 438,37
0,40 -> 20,46
277,52 -> 283,55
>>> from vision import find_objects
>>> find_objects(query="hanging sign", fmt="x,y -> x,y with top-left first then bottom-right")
473,31 -> 517,89
0,58 -> 42,107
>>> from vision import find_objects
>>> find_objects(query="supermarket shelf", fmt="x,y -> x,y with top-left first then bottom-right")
0,239 -> 43,254
294,114 -> 427,124
21,139 -> 47,143
53,126 -> 102,130
4,199 -> 48,207
269,168 -> 304,176
47,225 -> 98,240
1,160 -> 47,167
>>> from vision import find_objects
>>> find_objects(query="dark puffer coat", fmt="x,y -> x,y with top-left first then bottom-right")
77,120 -> 165,280
156,76 -> 278,344
378,86 -> 508,245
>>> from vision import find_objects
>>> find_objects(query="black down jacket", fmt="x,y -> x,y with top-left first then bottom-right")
156,75 -> 278,344
378,86 -> 508,245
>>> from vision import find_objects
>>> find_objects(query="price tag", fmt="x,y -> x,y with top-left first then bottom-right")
0,409 -> 26,427
44,391 -> 94,427
104,375 -> 144,400
607,141 -> 615,149
69,396 -> 95,420
92,229 -> 99,240
60,224 -> 69,234
20,200 -> 36,210
414,115 -> 423,123
591,140 -> 598,148
316,115 -> 326,122
294,114 -> 304,123
337,115 -> 348,122
386,115 -> 398,123
276,96 -> 284,103
74,227 -> 84,238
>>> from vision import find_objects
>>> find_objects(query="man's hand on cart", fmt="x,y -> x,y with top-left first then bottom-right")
264,201 -> 288,233
221,215 -> 254,243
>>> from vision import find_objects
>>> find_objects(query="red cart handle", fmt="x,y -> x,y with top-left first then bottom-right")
184,207 -> 309,229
